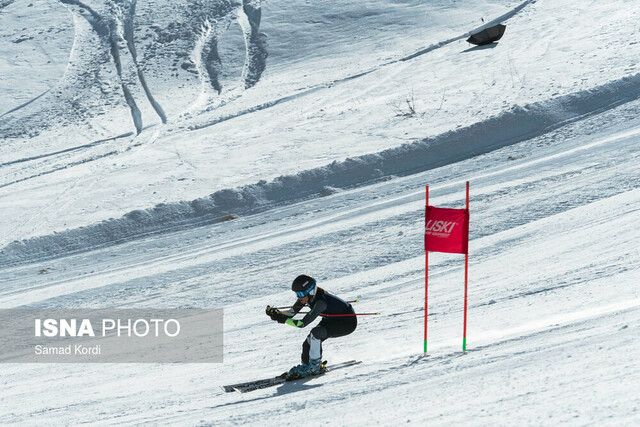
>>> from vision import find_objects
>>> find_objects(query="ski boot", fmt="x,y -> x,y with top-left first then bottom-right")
286,358 -> 323,380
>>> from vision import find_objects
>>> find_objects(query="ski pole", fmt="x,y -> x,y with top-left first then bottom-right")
316,312 -> 380,317
275,299 -> 359,310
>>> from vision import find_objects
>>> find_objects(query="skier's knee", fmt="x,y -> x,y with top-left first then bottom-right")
311,326 -> 327,340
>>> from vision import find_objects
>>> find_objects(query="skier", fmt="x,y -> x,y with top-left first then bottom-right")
266,274 -> 357,379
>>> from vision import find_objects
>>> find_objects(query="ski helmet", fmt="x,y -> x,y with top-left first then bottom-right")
292,275 -> 316,298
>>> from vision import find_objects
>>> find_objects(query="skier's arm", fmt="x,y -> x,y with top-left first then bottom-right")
281,300 -> 304,318
285,300 -> 327,328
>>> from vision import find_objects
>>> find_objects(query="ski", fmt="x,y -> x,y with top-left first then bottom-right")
232,360 -> 328,393
221,360 -> 361,394
234,360 -> 361,393
232,377 -> 286,393
220,374 -> 281,393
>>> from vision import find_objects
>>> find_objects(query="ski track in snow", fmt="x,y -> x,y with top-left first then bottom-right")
0,132 -> 133,168
0,88 -> 51,118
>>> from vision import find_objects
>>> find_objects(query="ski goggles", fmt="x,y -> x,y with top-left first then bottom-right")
295,280 -> 316,298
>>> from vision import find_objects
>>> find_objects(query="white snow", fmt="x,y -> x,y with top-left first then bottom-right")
1,0 -> 640,424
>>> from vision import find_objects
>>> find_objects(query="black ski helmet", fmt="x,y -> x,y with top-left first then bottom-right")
292,274 -> 316,298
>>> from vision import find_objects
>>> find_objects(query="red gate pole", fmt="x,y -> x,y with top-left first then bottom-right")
462,181 -> 470,352
424,185 -> 429,354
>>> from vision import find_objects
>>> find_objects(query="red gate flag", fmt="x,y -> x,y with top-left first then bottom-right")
424,182 -> 471,355
424,206 -> 469,254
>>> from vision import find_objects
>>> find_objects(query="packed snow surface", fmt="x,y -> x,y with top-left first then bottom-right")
1,0 -> 640,424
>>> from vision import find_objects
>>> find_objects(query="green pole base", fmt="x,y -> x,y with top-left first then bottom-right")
423,339 -> 427,354
462,337 -> 467,352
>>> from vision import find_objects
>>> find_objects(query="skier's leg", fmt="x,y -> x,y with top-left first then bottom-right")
320,316 -> 357,339
309,326 -> 327,361
303,318 -> 355,365
301,336 -> 309,364
301,325 -> 327,363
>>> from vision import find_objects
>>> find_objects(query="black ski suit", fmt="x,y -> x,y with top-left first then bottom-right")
284,287 -> 357,363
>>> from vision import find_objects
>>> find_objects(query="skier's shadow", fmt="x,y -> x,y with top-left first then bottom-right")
211,379 -> 323,410
274,379 -> 323,395
209,383 -> 323,411
462,43 -> 499,53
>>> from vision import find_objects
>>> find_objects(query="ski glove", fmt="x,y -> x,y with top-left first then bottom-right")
265,306 -> 287,324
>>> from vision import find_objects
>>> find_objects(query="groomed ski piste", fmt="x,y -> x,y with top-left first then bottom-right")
1,0 -> 640,424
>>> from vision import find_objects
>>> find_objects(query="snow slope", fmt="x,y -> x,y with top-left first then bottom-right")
1,0 -> 640,424
3,0 -> 639,242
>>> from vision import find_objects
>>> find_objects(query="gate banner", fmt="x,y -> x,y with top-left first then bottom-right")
424,207 -> 469,254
